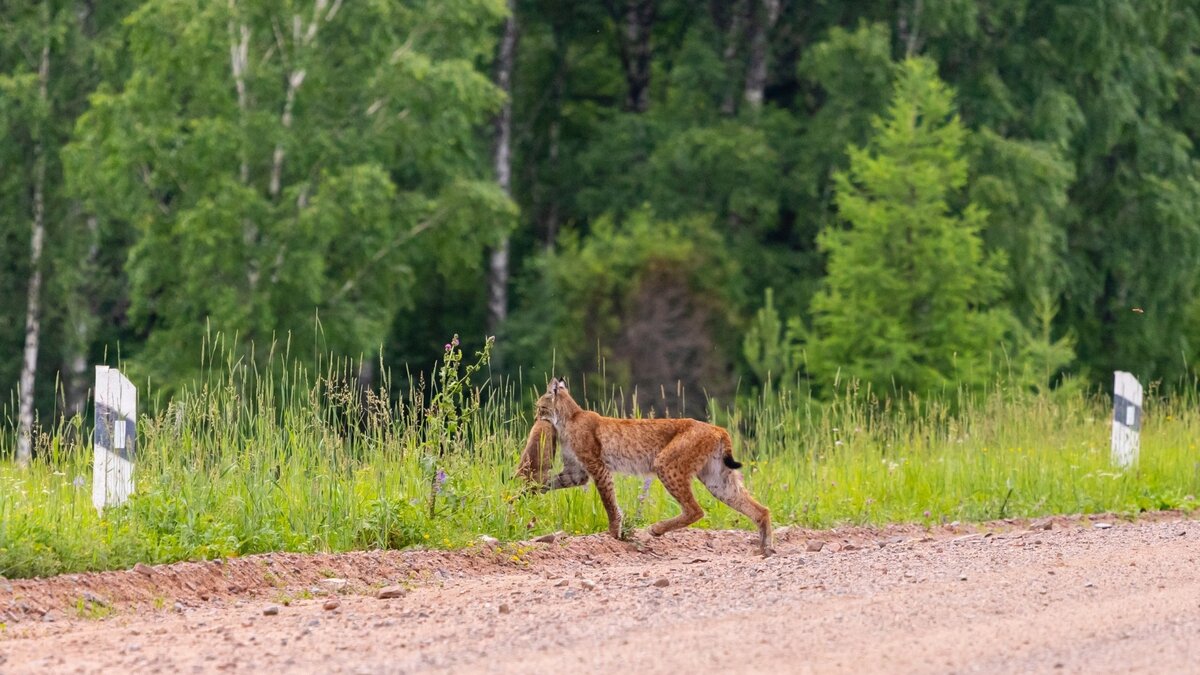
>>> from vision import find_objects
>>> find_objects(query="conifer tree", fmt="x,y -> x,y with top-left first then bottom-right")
809,58 -> 1008,396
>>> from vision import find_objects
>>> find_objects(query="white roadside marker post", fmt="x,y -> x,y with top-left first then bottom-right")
1110,371 -> 1143,469
93,366 -> 137,512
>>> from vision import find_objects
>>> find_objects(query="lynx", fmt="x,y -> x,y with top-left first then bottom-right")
534,378 -> 773,556
515,398 -> 556,484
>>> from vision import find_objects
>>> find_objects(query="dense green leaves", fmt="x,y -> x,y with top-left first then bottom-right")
64,0 -> 514,385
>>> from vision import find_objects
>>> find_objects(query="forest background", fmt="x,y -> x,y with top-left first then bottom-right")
4,0 -> 1200,462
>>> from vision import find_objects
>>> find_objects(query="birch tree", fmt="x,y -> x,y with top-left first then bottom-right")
0,1 -> 99,462
487,0 -> 518,343
742,0 -> 781,109
66,0 -> 515,385
14,10 -> 49,466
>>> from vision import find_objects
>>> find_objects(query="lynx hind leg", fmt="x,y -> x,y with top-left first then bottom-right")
648,432 -> 712,538
700,457 -> 774,556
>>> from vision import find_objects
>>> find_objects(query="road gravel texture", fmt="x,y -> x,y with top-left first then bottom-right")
2,513 -> 1198,674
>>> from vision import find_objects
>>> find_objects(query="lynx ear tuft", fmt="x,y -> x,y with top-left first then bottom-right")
549,377 -> 567,395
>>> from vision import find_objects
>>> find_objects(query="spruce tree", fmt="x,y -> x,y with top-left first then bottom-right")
809,58 -> 1008,396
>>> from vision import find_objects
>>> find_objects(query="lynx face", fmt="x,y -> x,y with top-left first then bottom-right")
534,392 -> 554,422
541,378 -> 573,427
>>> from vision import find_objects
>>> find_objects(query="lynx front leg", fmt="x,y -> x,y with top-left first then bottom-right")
586,465 -> 624,540
540,454 -> 589,492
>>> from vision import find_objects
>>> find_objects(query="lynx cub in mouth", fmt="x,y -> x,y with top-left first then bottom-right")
536,378 -> 773,556
515,397 -> 556,484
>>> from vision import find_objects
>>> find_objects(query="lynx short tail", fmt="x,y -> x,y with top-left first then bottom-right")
719,431 -> 742,469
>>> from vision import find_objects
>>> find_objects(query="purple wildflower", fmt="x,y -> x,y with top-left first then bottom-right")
434,468 -> 448,494
444,343 -> 453,352
638,477 -> 653,503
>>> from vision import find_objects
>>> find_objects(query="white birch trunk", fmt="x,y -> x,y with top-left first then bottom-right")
65,215 -> 100,419
227,0 -> 257,293
743,0 -> 781,109
269,0 -> 339,200
16,33 -> 50,467
898,0 -> 924,57
228,1 -> 250,184
488,0 -> 518,337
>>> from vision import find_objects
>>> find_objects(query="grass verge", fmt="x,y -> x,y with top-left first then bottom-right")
2,343 -> 1197,579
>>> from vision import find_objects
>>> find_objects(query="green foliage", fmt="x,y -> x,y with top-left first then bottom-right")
422,335 -> 494,516
794,21 -> 895,210
809,58 -> 1009,395
969,130 -> 1074,321
63,0 -> 514,386
648,121 -> 782,234
742,288 -> 806,390
510,208 -> 740,404
1008,292 -> 1078,395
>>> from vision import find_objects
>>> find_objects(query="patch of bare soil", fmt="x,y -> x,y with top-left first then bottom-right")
2,512 -> 1198,674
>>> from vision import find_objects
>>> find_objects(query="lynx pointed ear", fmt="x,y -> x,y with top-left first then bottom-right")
549,377 -> 567,395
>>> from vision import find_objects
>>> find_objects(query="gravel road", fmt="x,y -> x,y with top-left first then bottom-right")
2,514 -> 1198,674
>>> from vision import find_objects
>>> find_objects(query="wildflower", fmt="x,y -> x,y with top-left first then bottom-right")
423,533 -> 430,540
444,343 -> 453,352
637,477 -> 653,503
73,475 -> 86,489
923,510 -> 931,518
451,336 -> 460,347
434,468 -> 447,494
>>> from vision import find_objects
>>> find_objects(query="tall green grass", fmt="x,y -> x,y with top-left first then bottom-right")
2,342 -> 1198,579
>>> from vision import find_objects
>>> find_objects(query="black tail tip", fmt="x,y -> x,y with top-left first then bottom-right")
723,456 -> 743,469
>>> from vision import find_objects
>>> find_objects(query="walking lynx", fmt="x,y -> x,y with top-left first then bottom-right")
534,378 -> 773,556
